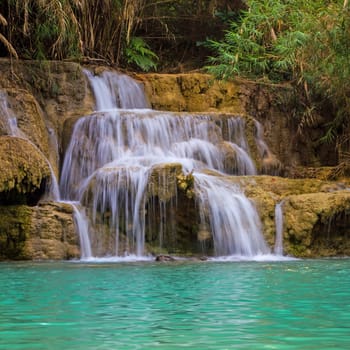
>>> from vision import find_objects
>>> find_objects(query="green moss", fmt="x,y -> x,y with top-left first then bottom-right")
148,163 -> 182,201
0,136 -> 50,205
0,205 -> 32,260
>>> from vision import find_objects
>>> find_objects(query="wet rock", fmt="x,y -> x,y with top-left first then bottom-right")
2,89 -> 50,156
155,254 -> 176,262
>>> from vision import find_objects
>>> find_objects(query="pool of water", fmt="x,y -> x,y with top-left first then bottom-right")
1,259 -> 349,349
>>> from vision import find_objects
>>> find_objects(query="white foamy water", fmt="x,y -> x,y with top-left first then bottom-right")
60,111 -> 257,200
195,173 -> 269,257
69,201 -> 92,259
209,254 -> 298,262
84,69 -> 150,110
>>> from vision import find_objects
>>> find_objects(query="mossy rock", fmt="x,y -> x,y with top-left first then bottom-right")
137,73 -> 244,113
283,191 -> 350,257
3,88 -> 50,155
0,136 -> 51,205
230,175 -> 350,257
148,163 -> 183,201
0,202 -> 79,260
0,205 -> 32,259
0,59 -> 94,161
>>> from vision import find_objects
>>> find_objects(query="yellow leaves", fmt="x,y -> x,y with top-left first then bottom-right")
0,13 -> 7,26
0,11 -> 17,58
0,33 -> 18,59
270,27 -> 277,42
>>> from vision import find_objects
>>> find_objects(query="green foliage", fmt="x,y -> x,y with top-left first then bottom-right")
0,0 -> 242,71
206,0 -> 350,141
206,0 -> 314,81
125,37 -> 158,71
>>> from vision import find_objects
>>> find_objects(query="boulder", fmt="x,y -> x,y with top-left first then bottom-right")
155,255 -> 176,262
0,202 -> 79,260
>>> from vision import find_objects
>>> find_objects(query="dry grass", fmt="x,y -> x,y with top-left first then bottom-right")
0,10 -> 18,58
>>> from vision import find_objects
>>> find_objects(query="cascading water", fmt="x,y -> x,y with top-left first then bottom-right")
70,202 -> 92,259
61,70 -> 274,259
195,174 -> 269,256
83,69 -> 150,110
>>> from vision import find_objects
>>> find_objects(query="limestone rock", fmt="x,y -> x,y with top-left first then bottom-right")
24,202 -> 79,260
148,163 -> 183,201
232,175 -> 350,257
137,73 -> 244,113
283,191 -> 350,257
0,136 -> 51,205
0,205 -> 32,259
2,89 -> 50,155
0,202 -> 79,260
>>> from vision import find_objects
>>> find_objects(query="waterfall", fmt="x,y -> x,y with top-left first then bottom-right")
274,201 -> 284,255
0,90 -> 60,201
70,202 -> 92,259
61,70 -> 274,259
195,173 -> 269,256
60,111 -> 258,200
83,69 -> 150,110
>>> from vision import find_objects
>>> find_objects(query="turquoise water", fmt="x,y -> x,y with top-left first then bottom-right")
1,259 -> 350,349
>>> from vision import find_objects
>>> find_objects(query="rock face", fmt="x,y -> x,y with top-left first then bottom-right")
137,73 -> 245,113
0,89 -> 50,157
283,191 -> 350,257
